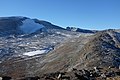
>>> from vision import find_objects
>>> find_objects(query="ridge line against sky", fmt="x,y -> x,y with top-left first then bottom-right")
0,0 -> 120,30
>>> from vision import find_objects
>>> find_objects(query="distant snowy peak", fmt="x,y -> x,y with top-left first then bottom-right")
0,16 -> 95,37
20,19 -> 45,34
0,16 -> 65,36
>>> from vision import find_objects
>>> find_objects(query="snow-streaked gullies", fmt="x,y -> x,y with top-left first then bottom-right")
20,19 -> 45,34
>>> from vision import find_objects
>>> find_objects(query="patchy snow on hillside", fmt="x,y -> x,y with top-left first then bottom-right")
56,32 -> 71,37
23,49 -> 49,56
20,19 -> 44,34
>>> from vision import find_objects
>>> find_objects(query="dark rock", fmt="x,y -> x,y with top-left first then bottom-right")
20,76 -> 40,80
2,76 -> 12,80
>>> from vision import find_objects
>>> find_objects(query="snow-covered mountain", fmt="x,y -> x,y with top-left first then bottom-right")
0,16 -> 64,36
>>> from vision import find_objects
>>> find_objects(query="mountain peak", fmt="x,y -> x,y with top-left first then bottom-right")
0,16 -> 65,36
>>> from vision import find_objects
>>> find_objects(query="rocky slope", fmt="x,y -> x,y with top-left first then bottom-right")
42,30 -> 120,71
0,29 -> 120,79
0,16 -> 120,80
0,16 -> 92,61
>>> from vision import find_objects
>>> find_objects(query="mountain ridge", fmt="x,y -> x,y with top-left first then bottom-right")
0,16 -> 94,61
0,16 -> 120,80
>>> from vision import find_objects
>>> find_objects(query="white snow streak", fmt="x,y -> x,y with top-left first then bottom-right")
23,50 -> 49,56
20,19 -> 44,34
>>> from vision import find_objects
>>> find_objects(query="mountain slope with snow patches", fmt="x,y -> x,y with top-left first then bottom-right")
0,16 -> 120,79
20,19 -> 45,34
0,16 -> 95,62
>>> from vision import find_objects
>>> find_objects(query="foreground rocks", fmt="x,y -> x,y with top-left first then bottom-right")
37,67 -> 120,80
0,67 -> 120,80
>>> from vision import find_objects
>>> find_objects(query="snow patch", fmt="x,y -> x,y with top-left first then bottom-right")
23,50 -> 49,56
20,19 -> 44,34
56,32 -> 71,37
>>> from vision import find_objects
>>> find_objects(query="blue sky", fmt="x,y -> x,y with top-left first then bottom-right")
0,0 -> 120,30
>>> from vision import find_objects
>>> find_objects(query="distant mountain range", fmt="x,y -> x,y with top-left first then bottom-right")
0,16 -> 120,79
